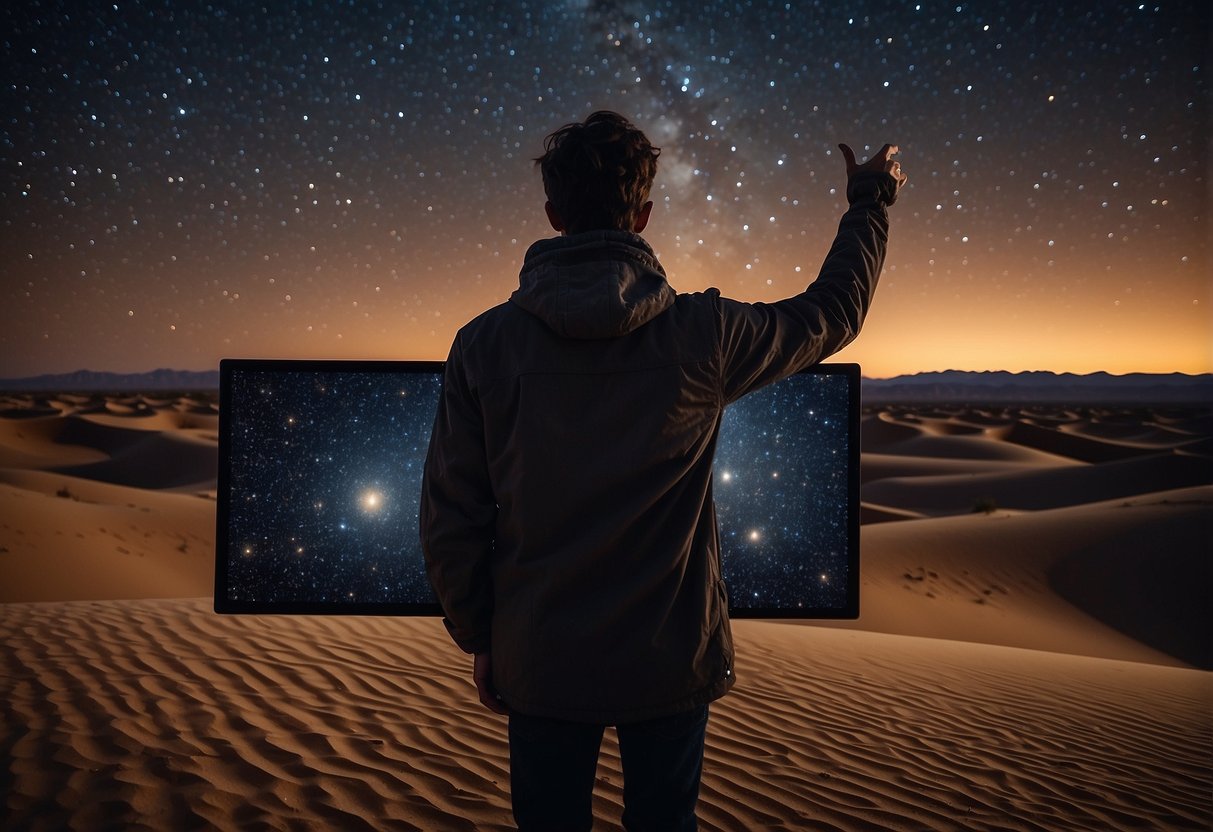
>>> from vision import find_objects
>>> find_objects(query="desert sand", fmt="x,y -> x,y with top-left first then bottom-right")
2,393 -> 1210,830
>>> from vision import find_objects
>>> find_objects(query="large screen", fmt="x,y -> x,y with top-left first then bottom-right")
215,359 -> 859,618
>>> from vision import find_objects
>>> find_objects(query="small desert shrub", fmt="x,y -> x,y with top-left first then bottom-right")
972,497 -> 998,514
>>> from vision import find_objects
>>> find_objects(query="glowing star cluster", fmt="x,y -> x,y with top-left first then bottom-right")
221,366 -> 855,611
1,2 -> 1208,378
713,374 -> 852,611
225,370 -> 442,604
359,489 -> 384,513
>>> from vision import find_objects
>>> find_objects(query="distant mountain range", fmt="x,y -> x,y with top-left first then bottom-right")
861,370 -> 1212,404
1,367 -> 1210,404
0,368 -> 220,392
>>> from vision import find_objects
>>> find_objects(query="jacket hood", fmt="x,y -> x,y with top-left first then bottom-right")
510,231 -> 676,339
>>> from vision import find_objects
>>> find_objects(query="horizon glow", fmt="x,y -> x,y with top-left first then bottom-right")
2,1 -> 1209,377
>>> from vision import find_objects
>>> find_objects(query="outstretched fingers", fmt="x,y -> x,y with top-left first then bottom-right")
884,145 -> 906,185
840,142 -> 906,186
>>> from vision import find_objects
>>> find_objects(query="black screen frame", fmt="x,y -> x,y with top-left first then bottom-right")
214,358 -> 860,619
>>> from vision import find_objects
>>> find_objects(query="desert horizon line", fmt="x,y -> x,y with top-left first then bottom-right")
3,366 -> 1212,407
2,366 -> 1211,383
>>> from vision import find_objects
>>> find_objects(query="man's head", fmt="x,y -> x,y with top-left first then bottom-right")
534,111 -> 660,235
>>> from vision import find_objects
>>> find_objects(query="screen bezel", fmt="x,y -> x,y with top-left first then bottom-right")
215,358 -> 445,616
215,358 -> 860,619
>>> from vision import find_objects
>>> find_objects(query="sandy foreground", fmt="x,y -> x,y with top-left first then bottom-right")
1,393 -> 1211,830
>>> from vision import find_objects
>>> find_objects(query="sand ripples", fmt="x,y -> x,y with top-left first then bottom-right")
4,600 -> 1209,830
3,601 -> 511,830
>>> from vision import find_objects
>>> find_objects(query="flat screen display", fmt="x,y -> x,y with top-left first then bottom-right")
215,359 -> 859,618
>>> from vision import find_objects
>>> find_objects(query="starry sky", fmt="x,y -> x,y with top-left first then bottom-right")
714,369 -> 854,613
220,364 -> 855,614
222,367 -> 441,608
3,1 -> 1209,378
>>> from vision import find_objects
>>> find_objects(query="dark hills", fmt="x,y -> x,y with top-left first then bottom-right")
861,370 -> 1212,404
1,367 -> 1209,404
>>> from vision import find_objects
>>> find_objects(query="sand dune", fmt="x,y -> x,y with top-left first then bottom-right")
861,405 -> 1211,464
993,419 -> 1187,463
52,428 -> 218,490
861,452 -> 1059,484
858,501 -> 925,525
862,453 -> 1210,515
860,404 -> 1212,518
0,395 -> 219,603
0,417 -> 111,469
865,429 -> 1080,465
859,411 -> 927,447
836,486 -> 1212,669
1058,416 -> 1207,446
2,600 -> 1209,831
0,393 -> 1209,829
0,468 -> 215,602
0,395 -> 218,491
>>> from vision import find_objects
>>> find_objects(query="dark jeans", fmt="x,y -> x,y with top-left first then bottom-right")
508,704 -> 708,832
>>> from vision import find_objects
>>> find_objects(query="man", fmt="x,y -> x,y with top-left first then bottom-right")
421,111 -> 904,831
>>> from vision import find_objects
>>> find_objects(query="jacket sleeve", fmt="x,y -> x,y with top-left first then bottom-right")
715,170 -> 898,404
420,335 -> 497,654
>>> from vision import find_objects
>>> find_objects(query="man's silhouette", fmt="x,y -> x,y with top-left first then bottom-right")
421,111 -> 904,831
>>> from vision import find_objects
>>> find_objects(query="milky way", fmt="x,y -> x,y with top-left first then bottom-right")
2,2 -> 1208,378
218,364 -> 856,615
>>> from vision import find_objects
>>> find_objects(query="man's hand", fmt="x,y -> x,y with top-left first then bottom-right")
473,652 -> 509,715
839,143 -> 907,188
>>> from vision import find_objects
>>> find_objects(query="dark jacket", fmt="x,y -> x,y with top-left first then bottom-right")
421,171 -> 897,724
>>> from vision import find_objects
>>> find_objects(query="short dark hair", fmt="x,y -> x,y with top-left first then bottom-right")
534,111 -> 660,234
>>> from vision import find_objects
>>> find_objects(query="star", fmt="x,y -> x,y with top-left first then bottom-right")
360,489 -> 384,512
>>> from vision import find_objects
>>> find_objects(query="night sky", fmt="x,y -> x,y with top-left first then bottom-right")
221,365 -> 855,613
224,368 -> 440,606
3,1 -> 1209,378
714,370 -> 853,612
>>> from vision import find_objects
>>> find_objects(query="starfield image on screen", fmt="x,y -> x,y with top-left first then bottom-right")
216,360 -> 858,617
712,371 -> 856,615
